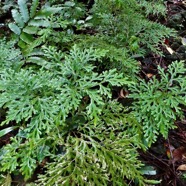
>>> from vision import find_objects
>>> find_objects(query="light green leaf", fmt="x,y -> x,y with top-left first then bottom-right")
35,7 -> 62,19
28,20 -> 51,27
30,0 -> 39,18
64,1 -> 76,7
8,23 -> 21,35
23,26 -> 38,34
18,0 -> 30,23
0,126 -> 18,138
11,9 -> 24,28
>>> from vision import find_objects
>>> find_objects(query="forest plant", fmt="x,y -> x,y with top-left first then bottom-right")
129,61 -> 186,146
8,0 -> 61,55
0,43 -> 146,184
0,0 -> 184,185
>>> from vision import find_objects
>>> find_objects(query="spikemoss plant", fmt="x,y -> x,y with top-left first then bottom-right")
0,0 -> 184,185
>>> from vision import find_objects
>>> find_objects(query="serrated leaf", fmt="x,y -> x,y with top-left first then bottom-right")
0,126 -> 18,138
23,26 -> 38,34
18,0 -> 30,23
28,20 -> 51,27
11,9 -> 24,28
30,0 -> 39,18
35,7 -> 62,19
8,23 -> 21,35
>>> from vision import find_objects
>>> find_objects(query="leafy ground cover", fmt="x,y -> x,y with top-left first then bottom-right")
0,0 -> 186,185
138,1 -> 186,185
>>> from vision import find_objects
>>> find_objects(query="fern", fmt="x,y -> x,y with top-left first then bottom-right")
37,101 -> 147,186
129,61 -> 186,146
90,0 -> 175,55
138,0 -> 166,16
0,0 -> 182,185
0,45 -> 134,180
8,0 -> 61,55
0,38 -> 22,70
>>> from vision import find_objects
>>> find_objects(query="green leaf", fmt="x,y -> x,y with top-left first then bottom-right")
28,20 -> 51,27
18,39 -> 27,49
64,1 -> 76,7
0,127 -> 18,138
18,0 -> 30,23
20,32 -> 34,44
35,7 -> 62,19
30,0 -> 39,18
23,26 -> 38,34
11,9 -> 24,28
8,23 -> 21,35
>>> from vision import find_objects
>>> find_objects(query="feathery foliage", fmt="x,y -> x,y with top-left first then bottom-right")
0,0 -> 184,185
130,61 -> 186,146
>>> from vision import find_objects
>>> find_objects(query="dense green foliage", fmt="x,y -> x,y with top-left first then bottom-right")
0,0 -> 185,185
130,61 -> 186,146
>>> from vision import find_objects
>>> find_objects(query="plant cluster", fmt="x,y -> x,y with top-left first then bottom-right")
0,0 -> 185,185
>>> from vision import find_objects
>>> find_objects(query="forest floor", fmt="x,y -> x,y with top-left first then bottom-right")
139,0 -> 186,185
0,0 -> 186,185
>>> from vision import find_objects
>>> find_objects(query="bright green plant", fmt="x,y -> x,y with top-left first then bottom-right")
0,0 -> 184,185
130,61 -> 186,146
0,43 -> 146,184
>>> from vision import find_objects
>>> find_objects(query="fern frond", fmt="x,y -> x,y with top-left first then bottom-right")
129,61 -> 186,146
11,9 -> 24,28
30,0 -> 39,18
18,0 -> 29,23
8,23 -> 21,35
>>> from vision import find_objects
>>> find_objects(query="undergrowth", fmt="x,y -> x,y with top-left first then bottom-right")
0,0 -> 185,185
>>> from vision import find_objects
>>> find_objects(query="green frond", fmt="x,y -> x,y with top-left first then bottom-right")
30,0 -> 39,18
129,61 -> 186,146
1,0 -> 181,185
11,9 -> 24,28
18,0 -> 30,23
8,23 -> 21,35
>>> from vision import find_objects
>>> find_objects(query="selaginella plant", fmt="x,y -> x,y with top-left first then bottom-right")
0,0 -> 185,185
129,61 -> 186,146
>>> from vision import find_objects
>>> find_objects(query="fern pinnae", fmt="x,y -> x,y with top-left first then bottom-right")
11,9 -> 24,28
18,0 -> 30,23
30,0 -> 39,18
8,23 -> 21,35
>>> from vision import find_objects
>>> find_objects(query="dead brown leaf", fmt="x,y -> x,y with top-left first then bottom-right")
146,73 -> 154,78
177,164 -> 186,171
172,146 -> 186,162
